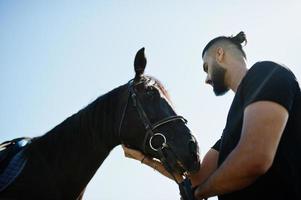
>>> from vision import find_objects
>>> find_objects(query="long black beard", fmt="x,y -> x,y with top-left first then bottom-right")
211,63 -> 229,96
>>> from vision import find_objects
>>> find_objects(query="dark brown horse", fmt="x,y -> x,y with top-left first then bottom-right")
0,48 -> 200,199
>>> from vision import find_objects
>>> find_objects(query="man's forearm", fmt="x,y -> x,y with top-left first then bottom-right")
189,149 -> 219,187
194,147 -> 263,199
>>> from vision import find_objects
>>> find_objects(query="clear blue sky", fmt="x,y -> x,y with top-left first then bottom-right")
1,1 -> 300,199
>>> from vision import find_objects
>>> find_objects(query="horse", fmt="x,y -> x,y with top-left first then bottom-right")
0,48 -> 200,199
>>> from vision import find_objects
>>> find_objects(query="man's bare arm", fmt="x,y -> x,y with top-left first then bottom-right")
189,148 -> 219,187
194,101 -> 289,199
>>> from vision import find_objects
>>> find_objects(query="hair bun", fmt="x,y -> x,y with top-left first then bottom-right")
231,31 -> 247,45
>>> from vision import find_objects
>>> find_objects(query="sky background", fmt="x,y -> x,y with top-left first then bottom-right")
1,1 -> 301,199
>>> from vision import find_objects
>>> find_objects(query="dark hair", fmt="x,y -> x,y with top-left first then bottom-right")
202,31 -> 247,58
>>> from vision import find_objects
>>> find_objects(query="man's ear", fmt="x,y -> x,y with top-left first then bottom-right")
134,47 -> 147,81
215,47 -> 224,63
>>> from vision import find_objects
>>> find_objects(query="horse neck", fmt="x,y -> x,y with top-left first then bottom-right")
31,84 -> 127,196
75,84 -> 126,151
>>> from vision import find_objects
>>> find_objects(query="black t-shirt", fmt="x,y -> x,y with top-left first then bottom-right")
212,61 -> 301,200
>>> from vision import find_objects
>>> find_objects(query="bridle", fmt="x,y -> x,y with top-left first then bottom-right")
118,79 -> 196,200
118,79 -> 187,154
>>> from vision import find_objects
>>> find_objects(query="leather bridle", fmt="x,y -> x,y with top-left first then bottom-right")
118,79 -> 187,153
118,79 -> 196,200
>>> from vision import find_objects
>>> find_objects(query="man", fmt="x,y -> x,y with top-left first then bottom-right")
123,31 -> 301,200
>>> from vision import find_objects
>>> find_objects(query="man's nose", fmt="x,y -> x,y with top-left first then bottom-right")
205,76 -> 212,85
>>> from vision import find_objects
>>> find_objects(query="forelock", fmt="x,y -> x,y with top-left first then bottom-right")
145,76 -> 172,104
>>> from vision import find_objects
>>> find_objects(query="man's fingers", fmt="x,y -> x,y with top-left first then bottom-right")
122,145 -> 145,160
194,186 -> 202,200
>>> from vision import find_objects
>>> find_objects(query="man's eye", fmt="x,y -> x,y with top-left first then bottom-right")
203,64 -> 208,72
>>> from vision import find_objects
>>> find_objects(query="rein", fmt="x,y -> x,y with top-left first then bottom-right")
118,79 -> 195,200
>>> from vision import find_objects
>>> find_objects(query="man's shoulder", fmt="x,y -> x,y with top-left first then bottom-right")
239,60 -> 299,111
250,61 -> 292,74
246,61 -> 296,82
251,60 -> 283,71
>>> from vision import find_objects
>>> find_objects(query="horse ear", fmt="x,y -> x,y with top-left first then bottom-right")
134,47 -> 147,80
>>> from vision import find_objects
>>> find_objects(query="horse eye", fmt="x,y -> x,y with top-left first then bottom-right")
146,87 -> 157,95
146,93 -> 155,102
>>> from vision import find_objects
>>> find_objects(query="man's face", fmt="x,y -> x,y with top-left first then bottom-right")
202,53 -> 229,96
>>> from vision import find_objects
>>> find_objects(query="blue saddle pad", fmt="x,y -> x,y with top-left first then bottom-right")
0,138 -> 31,192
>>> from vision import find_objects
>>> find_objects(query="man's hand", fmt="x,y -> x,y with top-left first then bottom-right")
122,145 -> 184,182
122,145 -> 147,162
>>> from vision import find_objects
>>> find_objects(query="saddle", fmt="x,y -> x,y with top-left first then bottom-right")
0,137 -> 31,192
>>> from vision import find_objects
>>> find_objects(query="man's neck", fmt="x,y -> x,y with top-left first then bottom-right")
227,60 -> 248,93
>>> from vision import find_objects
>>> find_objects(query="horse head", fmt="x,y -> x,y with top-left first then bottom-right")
119,48 -> 200,175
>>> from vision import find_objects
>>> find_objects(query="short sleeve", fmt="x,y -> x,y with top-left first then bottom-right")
242,62 -> 298,112
211,139 -> 221,151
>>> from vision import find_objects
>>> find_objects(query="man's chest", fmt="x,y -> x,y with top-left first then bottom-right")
219,95 -> 244,164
